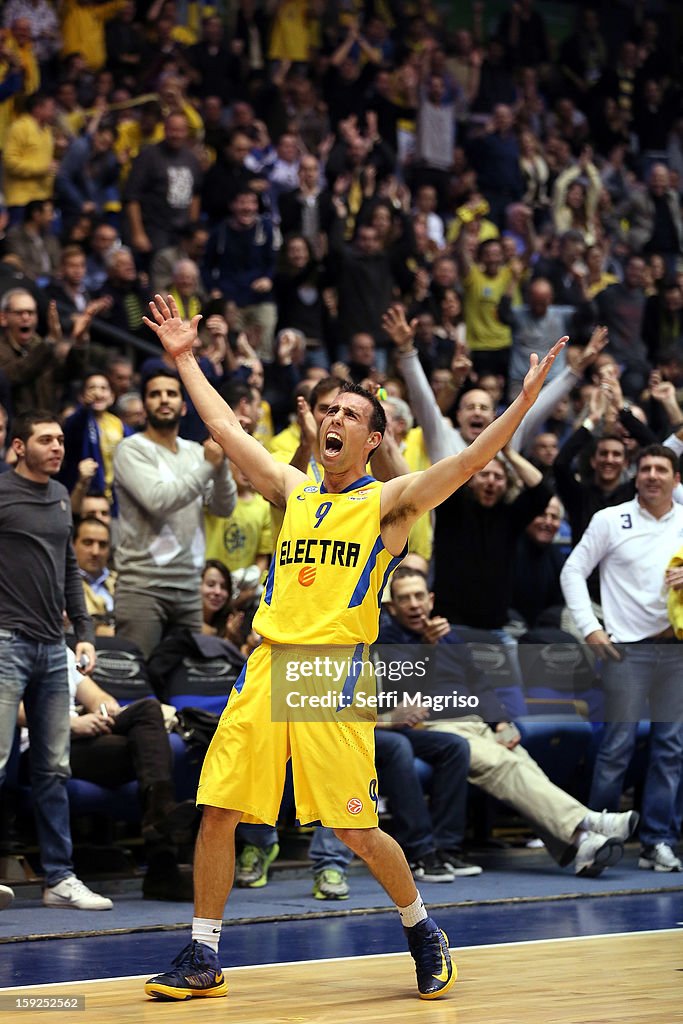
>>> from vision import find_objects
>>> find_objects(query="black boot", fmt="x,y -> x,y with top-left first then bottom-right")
142,849 -> 194,902
141,782 -> 198,845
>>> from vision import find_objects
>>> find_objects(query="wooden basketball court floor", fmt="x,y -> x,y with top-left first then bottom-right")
1,930 -> 680,1024
1,891 -> 681,1024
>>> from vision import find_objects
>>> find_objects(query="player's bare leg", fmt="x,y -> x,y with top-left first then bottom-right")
335,826 -> 457,999
145,806 -> 240,1001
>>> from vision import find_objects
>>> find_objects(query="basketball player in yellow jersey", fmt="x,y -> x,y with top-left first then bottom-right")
142,295 -> 567,1004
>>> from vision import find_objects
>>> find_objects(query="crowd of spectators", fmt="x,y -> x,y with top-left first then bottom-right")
1,0 -> 683,901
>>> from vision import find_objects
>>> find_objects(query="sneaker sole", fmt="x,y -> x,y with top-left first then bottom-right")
313,889 -> 350,900
418,930 -> 457,1000
449,865 -> 483,877
43,898 -> 113,910
412,873 -> 456,883
145,980 -> 228,1000
577,837 -> 624,878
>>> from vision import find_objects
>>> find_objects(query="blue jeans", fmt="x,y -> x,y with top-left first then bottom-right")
310,825 -> 353,873
589,642 -> 683,848
375,728 -> 469,859
0,630 -> 73,886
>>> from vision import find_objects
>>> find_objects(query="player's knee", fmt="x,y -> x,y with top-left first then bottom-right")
199,805 -> 241,836
333,826 -> 377,857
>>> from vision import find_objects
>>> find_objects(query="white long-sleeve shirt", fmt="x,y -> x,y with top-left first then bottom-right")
560,497 -> 683,642
114,434 -> 236,591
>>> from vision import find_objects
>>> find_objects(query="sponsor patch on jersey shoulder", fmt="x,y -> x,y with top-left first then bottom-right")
303,485 -> 319,493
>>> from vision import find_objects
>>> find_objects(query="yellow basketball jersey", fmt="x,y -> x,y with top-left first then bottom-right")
253,476 -> 404,646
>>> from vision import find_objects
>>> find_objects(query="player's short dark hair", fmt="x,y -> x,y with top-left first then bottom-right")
10,409 -> 60,444
337,382 -> 386,436
636,444 -> 679,474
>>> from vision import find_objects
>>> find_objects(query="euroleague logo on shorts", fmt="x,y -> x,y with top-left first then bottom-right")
347,797 -> 363,815
297,566 -> 316,587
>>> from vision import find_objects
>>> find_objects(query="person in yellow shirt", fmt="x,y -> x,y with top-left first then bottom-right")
3,92 -> 56,214
5,17 -> 39,97
0,34 -> 24,149
268,0 -> 311,63
115,100 -> 165,182
457,233 -> 515,383
60,0 -> 128,73
204,459 -> 272,578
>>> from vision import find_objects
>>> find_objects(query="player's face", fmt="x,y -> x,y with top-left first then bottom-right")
319,392 -> 380,470
389,576 -> 434,631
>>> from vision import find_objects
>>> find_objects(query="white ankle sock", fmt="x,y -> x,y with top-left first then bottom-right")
192,917 -> 222,952
397,891 -> 428,928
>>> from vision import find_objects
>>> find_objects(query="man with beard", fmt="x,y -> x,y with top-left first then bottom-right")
113,372 -> 236,658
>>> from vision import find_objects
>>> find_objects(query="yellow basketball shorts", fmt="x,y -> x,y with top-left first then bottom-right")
197,642 -> 379,828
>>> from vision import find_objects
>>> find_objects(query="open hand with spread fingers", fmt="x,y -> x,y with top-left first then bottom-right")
143,294 -> 202,360
521,337 -> 568,405
382,303 -> 416,348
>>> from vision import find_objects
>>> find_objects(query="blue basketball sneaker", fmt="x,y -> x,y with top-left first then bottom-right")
145,940 -> 228,1000
405,917 -> 457,999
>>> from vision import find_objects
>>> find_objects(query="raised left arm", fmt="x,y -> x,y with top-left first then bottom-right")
381,338 -> 566,538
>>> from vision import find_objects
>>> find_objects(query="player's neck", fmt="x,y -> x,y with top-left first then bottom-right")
322,466 -> 367,493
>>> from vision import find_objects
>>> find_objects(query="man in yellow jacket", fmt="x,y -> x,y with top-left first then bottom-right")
2,92 -> 56,216
60,0 -> 127,73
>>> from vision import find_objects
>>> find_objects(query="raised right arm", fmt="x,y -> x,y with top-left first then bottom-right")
143,296 -> 306,507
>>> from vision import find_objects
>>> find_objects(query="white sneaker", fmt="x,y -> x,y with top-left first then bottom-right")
638,843 -> 682,872
582,809 -> 639,842
43,876 -> 113,910
0,884 -> 14,910
574,832 -> 624,877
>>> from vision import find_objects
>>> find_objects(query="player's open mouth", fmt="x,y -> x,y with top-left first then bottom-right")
324,431 -> 343,457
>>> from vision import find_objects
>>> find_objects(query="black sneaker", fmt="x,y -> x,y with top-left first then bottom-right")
439,848 -> 483,877
405,917 -> 457,999
409,851 -> 455,882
